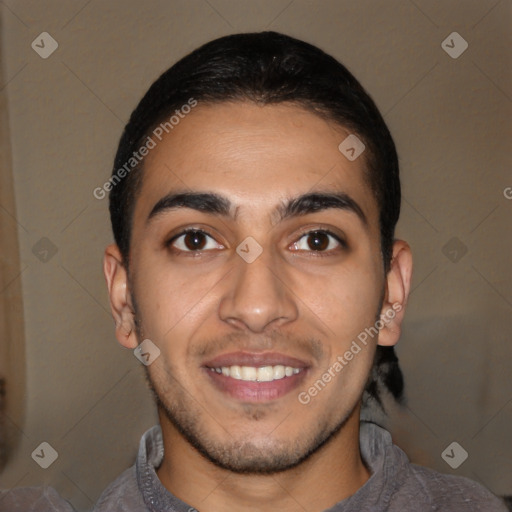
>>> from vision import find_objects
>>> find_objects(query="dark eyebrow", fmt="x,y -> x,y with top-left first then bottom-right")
147,192 -> 232,223
147,191 -> 367,227
275,192 -> 368,226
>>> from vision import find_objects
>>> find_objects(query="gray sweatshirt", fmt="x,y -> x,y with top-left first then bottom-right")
1,421 -> 508,511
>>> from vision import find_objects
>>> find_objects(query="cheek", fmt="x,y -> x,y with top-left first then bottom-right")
293,258 -> 382,342
133,254 -> 217,325
131,256 -> 226,367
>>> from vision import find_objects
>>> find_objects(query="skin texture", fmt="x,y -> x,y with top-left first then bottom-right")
104,102 -> 413,512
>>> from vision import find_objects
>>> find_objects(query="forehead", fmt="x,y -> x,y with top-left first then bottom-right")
135,101 -> 379,228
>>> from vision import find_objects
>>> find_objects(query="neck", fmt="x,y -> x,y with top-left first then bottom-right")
156,405 -> 370,512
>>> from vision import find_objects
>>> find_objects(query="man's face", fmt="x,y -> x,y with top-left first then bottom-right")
126,102 -> 385,472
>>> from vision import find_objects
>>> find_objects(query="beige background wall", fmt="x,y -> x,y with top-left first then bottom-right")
0,1 -> 510,510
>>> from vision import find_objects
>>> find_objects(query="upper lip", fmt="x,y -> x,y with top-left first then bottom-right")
203,351 -> 310,369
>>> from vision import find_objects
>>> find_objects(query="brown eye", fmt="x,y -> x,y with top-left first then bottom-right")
183,231 -> 207,250
306,231 -> 330,251
169,229 -> 224,252
292,230 -> 344,253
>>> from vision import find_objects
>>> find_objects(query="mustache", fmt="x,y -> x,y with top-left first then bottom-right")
131,296 -> 325,362
190,330 -> 325,362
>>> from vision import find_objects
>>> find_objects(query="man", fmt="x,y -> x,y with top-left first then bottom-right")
95,31 -> 507,511
0,31 -> 505,512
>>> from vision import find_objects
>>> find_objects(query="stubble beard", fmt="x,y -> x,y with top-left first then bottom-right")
143,357 -> 356,475
131,289 -> 363,475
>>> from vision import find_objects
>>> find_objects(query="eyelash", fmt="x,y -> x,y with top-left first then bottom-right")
292,228 -> 347,256
166,228 -> 347,256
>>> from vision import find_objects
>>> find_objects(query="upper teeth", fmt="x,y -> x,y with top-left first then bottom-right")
210,365 -> 301,382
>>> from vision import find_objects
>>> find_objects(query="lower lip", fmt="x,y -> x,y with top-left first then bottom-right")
204,368 -> 308,402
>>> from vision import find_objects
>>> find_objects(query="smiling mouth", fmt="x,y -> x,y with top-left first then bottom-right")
202,352 -> 310,402
207,364 -> 302,382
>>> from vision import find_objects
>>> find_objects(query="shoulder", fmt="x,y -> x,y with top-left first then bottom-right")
93,425 -> 163,511
358,421 -> 507,511
0,486 -> 75,512
398,463 -> 508,511
93,466 -> 146,511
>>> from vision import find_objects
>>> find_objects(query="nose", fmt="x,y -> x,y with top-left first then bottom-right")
218,248 -> 299,333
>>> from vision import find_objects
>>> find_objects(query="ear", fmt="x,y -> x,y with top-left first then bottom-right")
377,240 -> 413,347
103,244 -> 139,349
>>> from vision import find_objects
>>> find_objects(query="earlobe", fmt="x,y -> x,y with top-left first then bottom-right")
103,244 -> 139,349
377,240 -> 413,347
